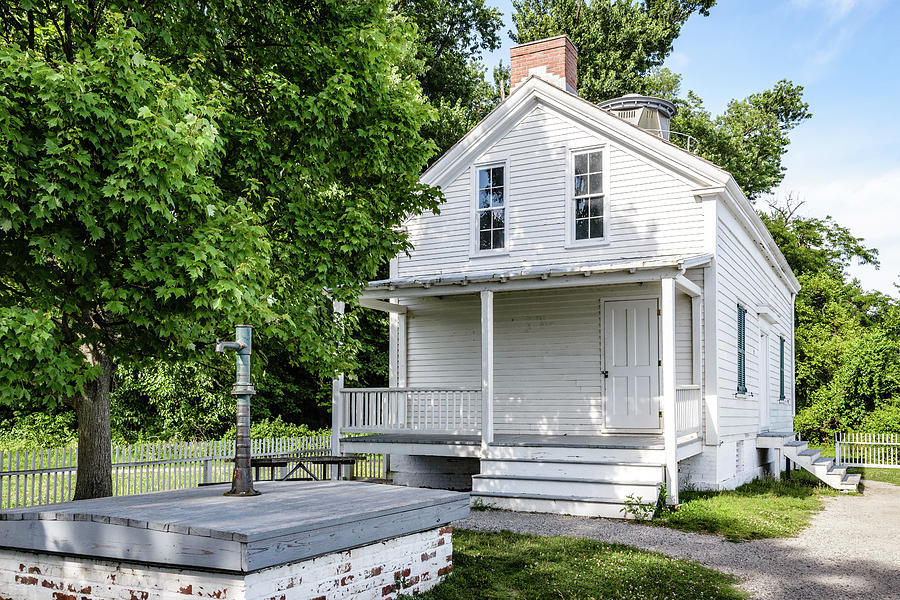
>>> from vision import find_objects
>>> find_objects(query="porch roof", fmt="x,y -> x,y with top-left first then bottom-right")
363,254 -> 712,299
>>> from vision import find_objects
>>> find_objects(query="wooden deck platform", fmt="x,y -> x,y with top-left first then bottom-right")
0,480 -> 469,573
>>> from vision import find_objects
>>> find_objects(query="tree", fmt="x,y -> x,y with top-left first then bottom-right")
760,197 -> 900,442
512,0 -> 715,101
395,0 -> 504,157
672,81 -> 813,199
0,0 -> 441,498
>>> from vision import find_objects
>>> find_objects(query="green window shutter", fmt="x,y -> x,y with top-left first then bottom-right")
737,304 -> 747,394
779,336 -> 785,402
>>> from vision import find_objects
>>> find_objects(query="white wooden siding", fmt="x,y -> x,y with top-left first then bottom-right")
399,105 -> 706,277
399,283 -> 697,436
715,201 -> 795,437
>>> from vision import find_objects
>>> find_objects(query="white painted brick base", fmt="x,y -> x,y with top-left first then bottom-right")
0,526 -> 453,600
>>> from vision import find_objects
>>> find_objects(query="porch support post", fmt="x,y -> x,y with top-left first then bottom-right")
398,310 -> 408,387
331,300 -> 346,477
661,278 -> 679,504
480,290 -> 495,450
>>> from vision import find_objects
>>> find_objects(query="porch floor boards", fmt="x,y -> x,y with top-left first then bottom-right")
341,433 -> 664,450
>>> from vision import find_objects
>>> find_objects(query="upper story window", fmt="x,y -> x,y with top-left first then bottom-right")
574,151 -> 604,240
476,165 -> 506,252
567,147 -> 609,246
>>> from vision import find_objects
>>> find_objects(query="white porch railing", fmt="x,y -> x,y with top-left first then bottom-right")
675,385 -> 701,438
340,388 -> 482,435
835,432 -> 900,468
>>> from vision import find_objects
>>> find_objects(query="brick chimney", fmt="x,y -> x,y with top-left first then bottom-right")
509,35 -> 578,94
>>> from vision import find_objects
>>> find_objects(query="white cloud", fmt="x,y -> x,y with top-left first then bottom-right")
771,167 -> 900,294
787,0 -> 885,80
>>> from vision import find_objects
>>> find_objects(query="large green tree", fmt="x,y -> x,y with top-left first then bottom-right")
0,0 -> 440,498
512,0 -> 715,101
670,79 -> 813,199
395,0 -> 505,157
761,197 -> 900,441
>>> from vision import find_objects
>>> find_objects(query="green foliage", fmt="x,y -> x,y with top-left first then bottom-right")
0,0 -> 443,495
397,0 -> 504,157
110,361 -> 233,442
758,199 -> 900,443
654,471 -> 836,542
672,80 -> 812,199
411,529 -> 746,599
512,0 -> 715,102
0,410 -> 77,449
226,416 -> 325,440
760,201 -> 878,279
511,3 -> 810,199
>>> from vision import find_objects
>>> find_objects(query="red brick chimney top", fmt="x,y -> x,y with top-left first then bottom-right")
509,35 -> 578,94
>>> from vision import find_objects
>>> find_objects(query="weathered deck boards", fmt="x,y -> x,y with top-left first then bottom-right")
0,480 -> 468,573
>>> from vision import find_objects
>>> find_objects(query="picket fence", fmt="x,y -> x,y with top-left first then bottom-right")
835,432 -> 900,469
0,435 -> 386,510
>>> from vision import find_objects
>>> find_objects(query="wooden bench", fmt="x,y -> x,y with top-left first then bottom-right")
250,454 -> 356,481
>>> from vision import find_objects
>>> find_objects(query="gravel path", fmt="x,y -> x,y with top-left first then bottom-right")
455,480 -> 900,600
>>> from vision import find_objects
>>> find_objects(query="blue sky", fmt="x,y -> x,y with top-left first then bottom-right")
483,0 -> 899,295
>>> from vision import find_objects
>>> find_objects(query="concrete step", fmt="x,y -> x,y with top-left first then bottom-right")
470,492 -> 632,519
471,474 -> 660,502
479,458 -> 664,483
763,432 -> 860,492
842,473 -> 862,488
796,448 -> 821,461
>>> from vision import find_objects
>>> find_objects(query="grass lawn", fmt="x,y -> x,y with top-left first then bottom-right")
408,529 -> 746,600
810,443 -> 900,487
652,470 -> 836,542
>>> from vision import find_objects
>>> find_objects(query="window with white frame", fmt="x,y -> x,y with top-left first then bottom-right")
573,150 -> 605,241
476,165 -> 505,251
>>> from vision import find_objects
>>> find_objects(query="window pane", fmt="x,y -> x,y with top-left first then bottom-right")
574,153 -> 588,176
590,217 -> 604,238
589,197 -> 603,218
575,219 -> 589,240
588,151 -> 602,173
492,229 -> 504,249
589,173 -> 603,194
492,209 -> 504,229
491,167 -> 504,188
575,198 -> 588,219
478,189 -> 491,209
574,175 -> 587,196
480,230 -> 492,250
491,189 -> 504,207
479,210 -> 491,230
478,169 -> 490,190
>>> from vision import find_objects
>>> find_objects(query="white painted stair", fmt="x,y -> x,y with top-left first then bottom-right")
757,432 -> 860,491
470,438 -> 665,518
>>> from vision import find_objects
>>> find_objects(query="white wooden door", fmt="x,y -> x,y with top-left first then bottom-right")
759,332 -> 770,430
604,299 -> 661,430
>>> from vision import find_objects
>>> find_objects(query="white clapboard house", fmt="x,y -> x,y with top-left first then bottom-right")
331,36 -> 859,517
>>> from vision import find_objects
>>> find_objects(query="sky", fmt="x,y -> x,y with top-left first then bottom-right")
482,0 -> 900,295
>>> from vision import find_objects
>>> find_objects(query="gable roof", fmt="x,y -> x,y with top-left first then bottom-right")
419,76 -> 800,294
421,75 -> 730,190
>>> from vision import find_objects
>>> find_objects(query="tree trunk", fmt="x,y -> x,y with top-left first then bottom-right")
73,353 -> 115,500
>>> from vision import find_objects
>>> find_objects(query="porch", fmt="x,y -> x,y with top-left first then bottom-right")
333,256 -> 712,504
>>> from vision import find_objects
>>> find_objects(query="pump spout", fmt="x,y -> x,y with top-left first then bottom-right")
215,340 -> 244,353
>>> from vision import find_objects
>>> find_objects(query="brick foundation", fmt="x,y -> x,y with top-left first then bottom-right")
0,527 -> 453,600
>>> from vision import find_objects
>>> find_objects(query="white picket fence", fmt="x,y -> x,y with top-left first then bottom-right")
0,435 -> 386,510
835,432 -> 900,469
